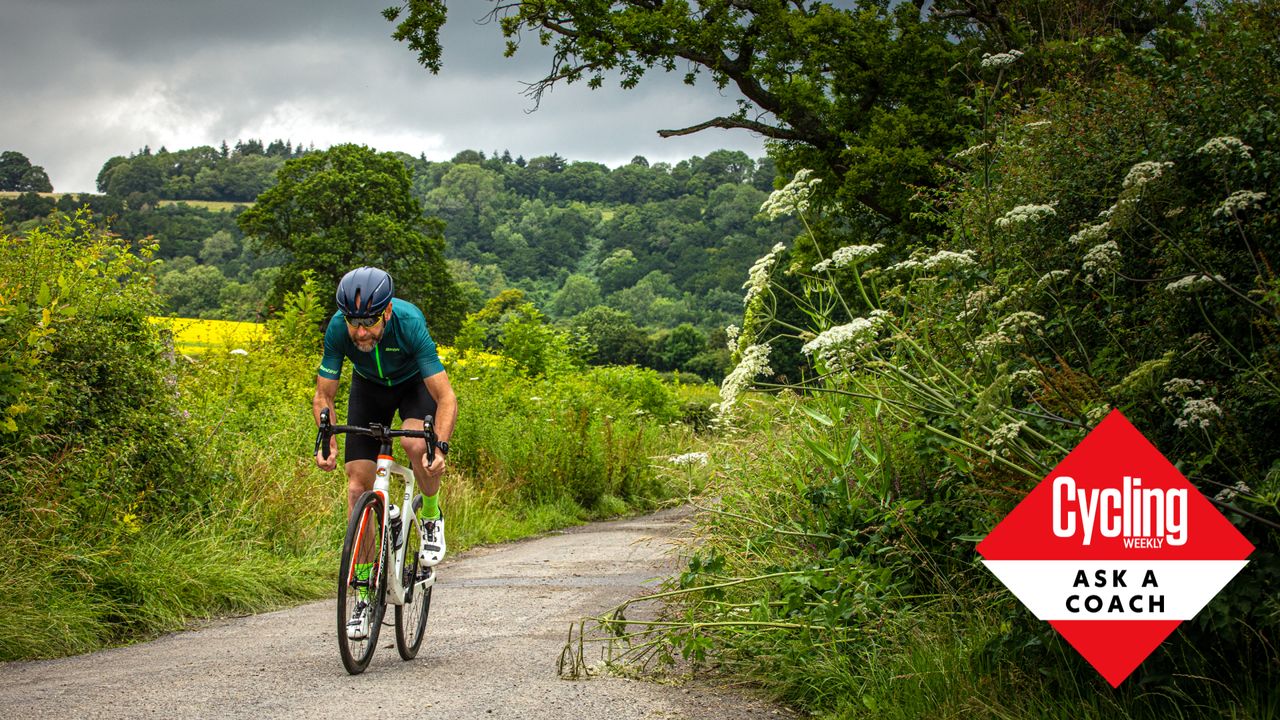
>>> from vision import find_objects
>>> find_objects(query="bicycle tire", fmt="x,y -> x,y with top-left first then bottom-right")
337,491 -> 388,674
394,505 -> 432,659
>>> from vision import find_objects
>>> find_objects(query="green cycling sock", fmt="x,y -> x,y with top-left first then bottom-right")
421,493 -> 441,520
355,562 -> 372,602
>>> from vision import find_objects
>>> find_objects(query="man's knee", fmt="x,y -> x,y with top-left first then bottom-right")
401,437 -> 427,466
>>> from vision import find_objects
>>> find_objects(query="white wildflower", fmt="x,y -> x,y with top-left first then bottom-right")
813,244 -> 884,272
1085,405 -> 1111,426
1037,269 -> 1070,286
1214,480 -> 1252,504
980,49 -> 1024,68
1009,368 -> 1043,389
229,348 -> 249,356
1082,241 -> 1120,282
998,311 -> 1045,336
743,242 -> 787,306
1195,136 -> 1252,161
725,324 -> 740,352
1164,274 -> 1223,293
719,343 -> 772,415
668,451 -> 709,467
1024,120 -> 1052,129
1122,161 -> 1173,190
801,311 -> 890,366
886,258 -> 923,273
971,331 -> 1014,355
1174,398 -> 1222,431
1068,221 -> 1109,246
958,286 -> 999,321
990,421 -> 1026,448
955,142 -> 989,159
922,249 -> 978,272
1214,190 -> 1266,218
1163,377 -> 1205,395
760,169 -> 821,219
996,203 -> 1057,228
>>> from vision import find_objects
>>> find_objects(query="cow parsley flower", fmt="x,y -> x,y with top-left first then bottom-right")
990,421 -> 1026,448
760,169 -> 821,219
998,311 -> 1045,336
1122,161 -> 1173,190
1174,398 -> 1222,430
980,49 -> 1024,68
669,452 -> 709,467
812,243 -> 884,272
1068,221 -> 1109,246
1082,241 -> 1120,282
1195,136 -> 1252,161
1163,377 -> 1205,395
1165,274 -> 1223,293
743,243 -> 787,306
1036,269 -> 1070,286
719,343 -> 772,415
1214,190 -> 1266,218
996,203 -> 1057,228
801,311 -> 890,366
725,324 -> 740,352
922,249 -> 978,272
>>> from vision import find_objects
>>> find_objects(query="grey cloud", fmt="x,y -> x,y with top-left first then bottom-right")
2,1 -> 764,192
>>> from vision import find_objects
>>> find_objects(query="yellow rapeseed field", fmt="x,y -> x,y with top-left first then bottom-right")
149,316 -> 266,354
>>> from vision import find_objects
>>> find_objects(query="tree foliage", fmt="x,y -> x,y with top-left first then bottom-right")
0,151 -> 53,193
387,0 -> 1197,232
237,144 -> 465,341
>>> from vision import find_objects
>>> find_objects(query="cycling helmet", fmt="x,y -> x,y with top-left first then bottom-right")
336,267 -> 394,318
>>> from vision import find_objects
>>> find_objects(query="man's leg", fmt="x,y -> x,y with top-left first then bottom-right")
400,419 -> 440,500
345,460 -> 376,518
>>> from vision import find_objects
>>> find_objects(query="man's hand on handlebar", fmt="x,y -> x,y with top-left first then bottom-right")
316,436 -> 338,471
422,449 -> 446,481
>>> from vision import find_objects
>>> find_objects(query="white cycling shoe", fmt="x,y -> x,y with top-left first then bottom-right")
346,601 -> 370,640
419,515 -> 446,566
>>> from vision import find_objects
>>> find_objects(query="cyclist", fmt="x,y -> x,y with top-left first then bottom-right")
312,267 -> 456,637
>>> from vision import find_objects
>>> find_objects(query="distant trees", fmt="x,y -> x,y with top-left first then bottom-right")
0,151 -> 53,192
94,139 -> 305,203
237,143 -> 466,341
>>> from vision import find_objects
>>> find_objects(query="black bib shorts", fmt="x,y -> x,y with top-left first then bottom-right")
343,373 -> 437,463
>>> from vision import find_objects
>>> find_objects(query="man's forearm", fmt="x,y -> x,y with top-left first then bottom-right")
433,394 -> 457,442
313,380 -> 338,425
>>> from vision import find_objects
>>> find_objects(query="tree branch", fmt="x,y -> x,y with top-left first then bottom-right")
657,116 -> 805,142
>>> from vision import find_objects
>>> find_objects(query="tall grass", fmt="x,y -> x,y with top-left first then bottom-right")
0,216 -> 713,661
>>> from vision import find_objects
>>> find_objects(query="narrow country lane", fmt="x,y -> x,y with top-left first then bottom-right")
0,508 -> 792,720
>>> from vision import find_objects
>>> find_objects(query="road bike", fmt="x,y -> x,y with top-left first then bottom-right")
316,408 -> 437,675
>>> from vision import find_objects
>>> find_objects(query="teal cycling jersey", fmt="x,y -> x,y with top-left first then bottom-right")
317,300 -> 445,386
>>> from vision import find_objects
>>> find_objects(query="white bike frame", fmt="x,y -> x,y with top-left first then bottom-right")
371,454 -> 435,606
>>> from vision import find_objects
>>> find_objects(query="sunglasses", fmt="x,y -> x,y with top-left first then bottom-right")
344,314 -> 384,328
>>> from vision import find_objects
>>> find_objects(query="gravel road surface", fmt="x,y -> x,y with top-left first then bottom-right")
0,507 -> 793,719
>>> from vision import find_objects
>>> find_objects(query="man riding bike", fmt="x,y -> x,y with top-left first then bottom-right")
312,267 -> 457,638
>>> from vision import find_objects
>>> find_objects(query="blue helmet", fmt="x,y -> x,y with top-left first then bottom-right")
336,267 -> 394,318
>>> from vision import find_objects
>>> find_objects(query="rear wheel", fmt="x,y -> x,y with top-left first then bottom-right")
395,499 -> 432,659
337,491 -> 387,674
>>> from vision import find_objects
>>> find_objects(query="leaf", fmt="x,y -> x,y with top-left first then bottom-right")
798,404 -> 834,427
954,534 -> 987,543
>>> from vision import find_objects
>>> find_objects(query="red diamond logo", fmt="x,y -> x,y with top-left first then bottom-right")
977,410 -> 1254,686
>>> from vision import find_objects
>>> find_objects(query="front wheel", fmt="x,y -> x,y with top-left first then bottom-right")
337,491 -> 388,675
395,503 -> 432,659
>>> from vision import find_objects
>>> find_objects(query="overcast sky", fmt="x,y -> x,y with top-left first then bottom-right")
2,0 -> 766,193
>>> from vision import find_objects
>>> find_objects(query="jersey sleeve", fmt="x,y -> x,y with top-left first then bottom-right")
317,314 -> 346,380
407,316 -> 445,378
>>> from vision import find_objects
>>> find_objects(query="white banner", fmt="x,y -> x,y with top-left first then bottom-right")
982,560 -> 1248,620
